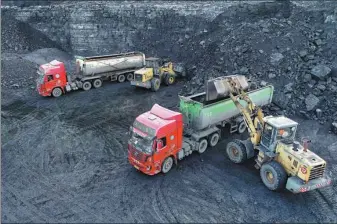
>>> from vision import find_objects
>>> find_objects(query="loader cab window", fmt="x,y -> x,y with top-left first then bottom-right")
276,126 -> 296,142
261,123 -> 274,147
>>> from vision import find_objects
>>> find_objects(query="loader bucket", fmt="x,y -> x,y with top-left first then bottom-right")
206,75 -> 249,101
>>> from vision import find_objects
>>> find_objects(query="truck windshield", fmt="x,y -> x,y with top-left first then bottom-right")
130,120 -> 156,154
130,131 -> 154,154
36,69 -> 45,84
277,126 -> 297,142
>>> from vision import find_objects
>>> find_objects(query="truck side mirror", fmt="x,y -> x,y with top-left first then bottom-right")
129,126 -> 133,137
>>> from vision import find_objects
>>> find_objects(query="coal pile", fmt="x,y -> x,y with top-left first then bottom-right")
179,1 -> 337,125
1,13 -> 62,54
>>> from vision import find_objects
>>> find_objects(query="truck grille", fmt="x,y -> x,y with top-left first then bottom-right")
135,74 -> 142,82
309,164 -> 326,180
128,144 -> 146,162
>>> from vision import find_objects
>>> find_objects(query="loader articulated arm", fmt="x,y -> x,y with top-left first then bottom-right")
227,79 -> 264,146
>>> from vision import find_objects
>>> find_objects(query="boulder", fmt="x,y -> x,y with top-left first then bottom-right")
311,65 -> 331,80
305,94 -> 320,111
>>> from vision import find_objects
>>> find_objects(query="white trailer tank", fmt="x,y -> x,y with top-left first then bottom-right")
76,52 -> 146,76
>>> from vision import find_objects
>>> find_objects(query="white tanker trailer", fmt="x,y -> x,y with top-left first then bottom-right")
36,52 -> 146,97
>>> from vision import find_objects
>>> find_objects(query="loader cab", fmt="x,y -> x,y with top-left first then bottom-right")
261,116 -> 298,151
36,60 -> 67,96
145,57 -> 161,76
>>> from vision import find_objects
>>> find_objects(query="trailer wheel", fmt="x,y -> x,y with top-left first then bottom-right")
93,79 -> 102,88
226,139 -> 247,164
237,121 -> 247,134
126,73 -> 134,81
164,74 -> 176,86
118,75 -> 126,83
151,78 -> 161,92
82,81 -> 92,91
198,139 -> 208,154
209,132 -> 220,147
260,161 -> 287,191
162,157 -> 174,174
52,87 -> 62,97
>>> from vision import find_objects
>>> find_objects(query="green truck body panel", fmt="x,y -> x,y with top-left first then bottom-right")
179,85 -> 274,130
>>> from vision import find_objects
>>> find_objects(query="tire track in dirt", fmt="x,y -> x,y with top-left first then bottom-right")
3,161 -> 107,223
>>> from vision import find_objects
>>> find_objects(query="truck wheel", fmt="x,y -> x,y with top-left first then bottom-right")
209,132 -> 220,147
126,73 -> 134,81
164,74 -> 176,86
162,157 -> 174,174
260,161 -> 287,191
198,139 -> 208,154
52,87 -> 62,97
82,81 -> 92,91
93,79 -> 102,88
118,75 -> 126,83
151,78 -> 161,92
237,121 -> 247,134
226,139 -> 247,164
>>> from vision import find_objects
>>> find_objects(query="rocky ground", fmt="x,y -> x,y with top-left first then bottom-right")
1,1 -> 337,223
178,1 -> 337,132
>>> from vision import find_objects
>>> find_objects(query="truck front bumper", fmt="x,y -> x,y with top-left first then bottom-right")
130,81 -> 151,89
128,156 -> 160,175
286,176 -> 332,193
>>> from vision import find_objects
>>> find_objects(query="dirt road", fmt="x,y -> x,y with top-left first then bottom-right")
2,81 -> 337,223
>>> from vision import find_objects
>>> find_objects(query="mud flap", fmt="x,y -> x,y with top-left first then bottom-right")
241,139 -> 255,159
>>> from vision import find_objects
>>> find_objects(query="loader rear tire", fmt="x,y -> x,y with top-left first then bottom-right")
151,78 -> 161,92
164,74 -> 176,86
260,161 -> 287,191
198,139 -> 208,154
52,87 -> 62,97
118,75 -> 126,83
226,139 -> 247,164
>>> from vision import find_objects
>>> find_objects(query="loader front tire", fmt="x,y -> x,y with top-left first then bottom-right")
260,161 -> 287,191
226,139 -> 247,164
164,74 -> 176,86
151,78 -> 161,92
52,87 -> 62,97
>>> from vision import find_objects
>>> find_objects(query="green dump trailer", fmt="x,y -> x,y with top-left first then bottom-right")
175,83 -> 274,160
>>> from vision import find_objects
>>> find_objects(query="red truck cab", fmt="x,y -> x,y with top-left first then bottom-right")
128,104 -> 183,175
36,60 -> 67,97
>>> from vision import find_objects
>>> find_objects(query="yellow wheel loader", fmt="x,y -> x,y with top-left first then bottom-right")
213,75 -> 332,193
130,57 -> 185,92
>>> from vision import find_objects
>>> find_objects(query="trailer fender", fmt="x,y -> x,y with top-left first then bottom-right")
191,127 -> 220,142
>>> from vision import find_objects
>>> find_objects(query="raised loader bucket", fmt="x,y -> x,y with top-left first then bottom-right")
206,75 -> 249,101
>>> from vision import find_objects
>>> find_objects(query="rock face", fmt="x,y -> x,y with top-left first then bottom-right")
2,2 -> 231,57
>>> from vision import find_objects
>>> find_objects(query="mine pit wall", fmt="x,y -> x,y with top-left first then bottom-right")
1,1 -> 237,59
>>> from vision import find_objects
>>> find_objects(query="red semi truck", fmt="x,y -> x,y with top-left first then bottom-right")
127,76 -> 274,175
36,52 -> 146,97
